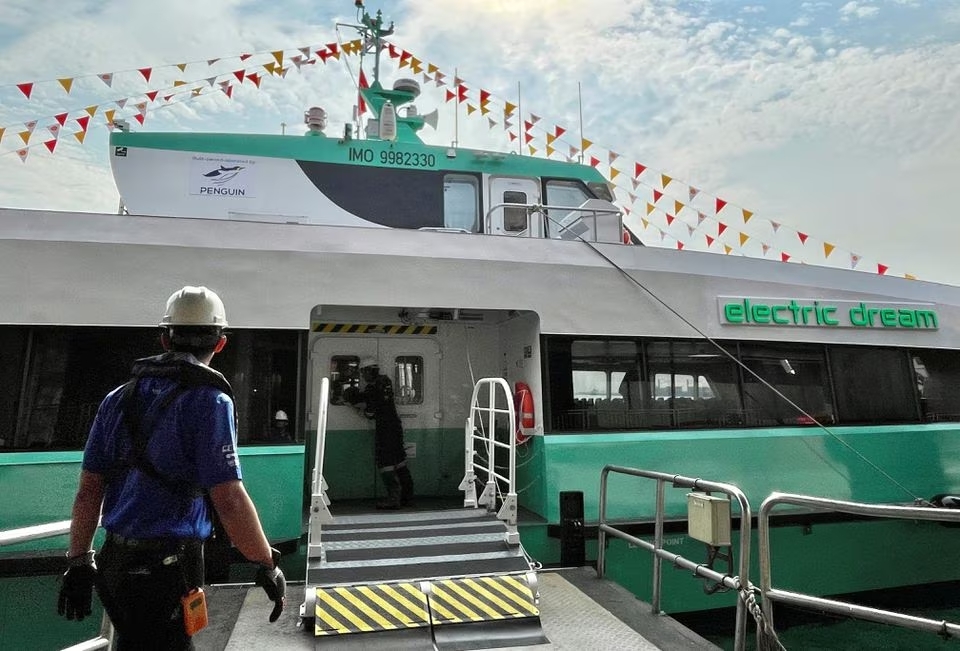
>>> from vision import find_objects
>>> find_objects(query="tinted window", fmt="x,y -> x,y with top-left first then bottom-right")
830,347 -> 916,423
443,174 -> 479,232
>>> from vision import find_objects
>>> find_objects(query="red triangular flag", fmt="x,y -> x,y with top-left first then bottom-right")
877,264 -> 888,275
798,232 -> 809,244
718,223 -> 728,236
634,163 -> 646,178
54,113 -> 68,126
146,91 -> 159,102
76,116 -> 90,132
445,89 -> 455,103
653,189 -> 662,203
555,126 -> 566,137
139,68 -> 152,82
589,156 -> 600,168
781,253 -> 791,262
677,242 -> 684,250
357,69 -> 368,114
44,139 -> 57,153
457,85 -> 468,103
246,73 -> 261,87
133,113 -> 145,125
705,235 -> 715,247
716,198 -> 727,213
666,214 -> 675,225
17,82 -> 34,99
240,53 -> 253,61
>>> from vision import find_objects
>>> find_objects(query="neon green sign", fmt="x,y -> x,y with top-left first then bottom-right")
718,298 -> 938,330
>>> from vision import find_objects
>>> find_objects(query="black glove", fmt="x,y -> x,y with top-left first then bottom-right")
57,554 -> 97,621
255,547 -> 285,623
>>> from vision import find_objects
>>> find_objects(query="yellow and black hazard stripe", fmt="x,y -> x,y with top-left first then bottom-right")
427,574 -> 540,626
314,582 -> 430,636
311,322 -> 437,335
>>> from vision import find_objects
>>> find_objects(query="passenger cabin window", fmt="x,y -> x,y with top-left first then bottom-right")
830,347 -> 916,423
394,356 -> 423,405
738,342 -> 833,426
912,349 -> 960,421
329,356 -> 360,406
502,190 -> 529,232
0,325 -> 303,450
443,175 -> 479,232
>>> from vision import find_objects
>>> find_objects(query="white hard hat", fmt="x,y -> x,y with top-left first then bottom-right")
160,286 -> 228,328
274,410 -> 289,421
359,356 -> 379,370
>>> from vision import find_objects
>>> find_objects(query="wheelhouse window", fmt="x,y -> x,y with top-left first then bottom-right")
502,190 -> 529,232
544,180 -> 591,237
329,355 -> 360,406
442,174 -> 479,232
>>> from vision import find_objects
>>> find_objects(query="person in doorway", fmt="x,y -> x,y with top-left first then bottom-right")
269,410 -> 292,441
345,357 -> 414,509
57,286 -> 285,650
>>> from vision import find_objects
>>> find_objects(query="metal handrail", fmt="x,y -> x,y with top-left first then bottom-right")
1,521 -> 113,651
459,378 -> 519,545
483,201 -> 622,242
307,377 -> 333,556
759,492 -> 960,639
597,466 -> 752,651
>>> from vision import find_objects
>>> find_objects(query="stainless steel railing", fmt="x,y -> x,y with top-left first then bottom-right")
759,492 -> 960,640
0,520 -> 113,651
597,466 -> 752,651
460,377 -> 519,545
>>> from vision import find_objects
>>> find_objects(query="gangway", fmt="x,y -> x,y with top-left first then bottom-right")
299,377 -> 546,650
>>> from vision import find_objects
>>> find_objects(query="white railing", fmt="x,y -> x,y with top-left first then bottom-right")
307,377 -> 333,557
596,466 -> 753,651
1,521 -> 114,651
459,378 -> 519,545
759,493 -> 960,640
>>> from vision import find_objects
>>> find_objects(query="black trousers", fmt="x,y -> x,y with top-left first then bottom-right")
96,538 -> 204,651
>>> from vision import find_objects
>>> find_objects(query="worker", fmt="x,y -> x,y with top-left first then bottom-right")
270,410 -> 292,441
345,357 -> 414,509
57,286 -> 285,650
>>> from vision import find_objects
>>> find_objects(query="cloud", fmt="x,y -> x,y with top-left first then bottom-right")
839,2 -> 880,20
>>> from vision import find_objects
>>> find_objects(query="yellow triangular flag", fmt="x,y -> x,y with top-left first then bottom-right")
503,101 -> 517,117
466,104 -> 476,115
528,145 -> 538,156
646,202 -> 655,215
823,242 -> 835,258
609,168 -> 620,179
641,218 -> 650,228
176,63 -> 187,72
105,108 -> 116,123
19,130 -> 30,145
173,80 -> 187,87
546,133 -> 556,146
742,209 -> 753,223
272,50 -> 283,66
674,200 -> 684,214
0,127 -> 4,144
58,78 -> 74,93
480,105 -> 489,115
723,244 -> 733,255
581,138 -> 592,151
263,62 -> 276,74
410,57 -> 422,74
661,174 -> 672,188
546,144 -> 555,156
74,130 -> 86,144
85,105 -> 98,117
739,232 -> 749,246
905,273 -> 917,280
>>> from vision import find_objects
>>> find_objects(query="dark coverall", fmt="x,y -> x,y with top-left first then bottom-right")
352,373 -> 414,507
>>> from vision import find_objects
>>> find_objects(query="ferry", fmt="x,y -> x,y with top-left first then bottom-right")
3,3 -> 960,648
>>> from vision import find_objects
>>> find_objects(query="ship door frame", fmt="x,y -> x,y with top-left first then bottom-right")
308,334 -> 441,501
487,176 -> 543,237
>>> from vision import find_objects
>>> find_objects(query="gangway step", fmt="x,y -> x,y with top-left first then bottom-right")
308,508 -> 529,586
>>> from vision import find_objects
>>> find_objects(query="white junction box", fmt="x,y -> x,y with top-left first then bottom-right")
687,492 -> 731,546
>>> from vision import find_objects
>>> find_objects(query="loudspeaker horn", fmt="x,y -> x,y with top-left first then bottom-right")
421,108 -> 439,130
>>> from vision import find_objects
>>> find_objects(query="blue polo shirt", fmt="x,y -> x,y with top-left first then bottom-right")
83,375 -> 242,540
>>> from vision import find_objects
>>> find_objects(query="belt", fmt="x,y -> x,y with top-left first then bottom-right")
105,532 -> 200,551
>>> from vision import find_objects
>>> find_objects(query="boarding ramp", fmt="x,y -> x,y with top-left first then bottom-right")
301,377 -> 545,650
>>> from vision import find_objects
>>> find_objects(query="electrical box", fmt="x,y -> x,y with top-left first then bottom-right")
687,493 -> 731,546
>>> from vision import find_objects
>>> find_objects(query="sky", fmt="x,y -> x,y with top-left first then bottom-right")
1,0 -> 959,285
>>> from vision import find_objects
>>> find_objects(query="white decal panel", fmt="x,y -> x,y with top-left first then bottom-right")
190,155 -> 257,198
